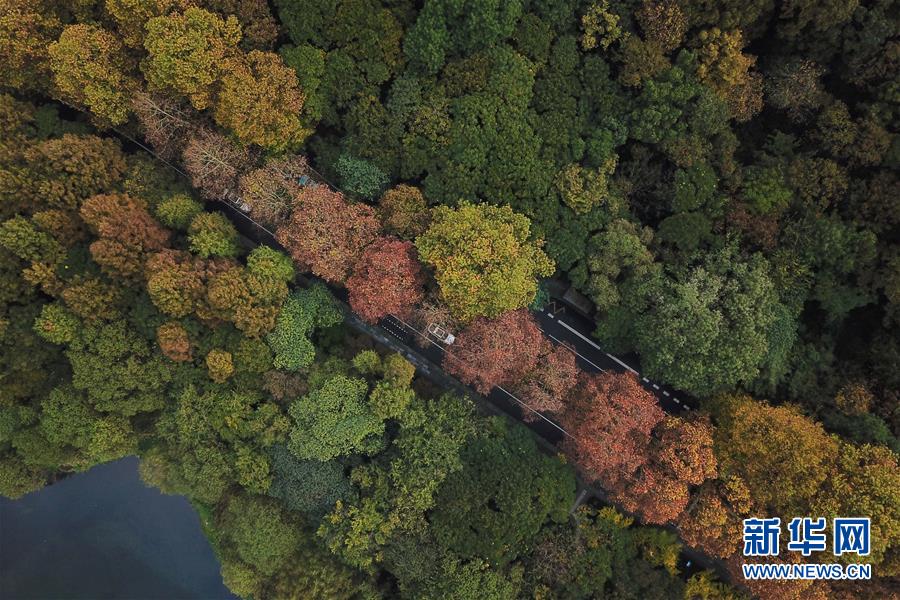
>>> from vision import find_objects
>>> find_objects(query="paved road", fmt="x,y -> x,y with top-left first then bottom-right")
533,304 -> 695,414
216,196 -> 694,421
97,114 -> 725,583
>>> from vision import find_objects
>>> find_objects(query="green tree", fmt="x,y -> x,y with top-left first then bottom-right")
416,202 -> 554,322
63,319 -> 173,416
584,219 -> 655,311
601,245 -> 788,397
318,393 -> 475,570
187,211 -> 240,258
431,420 -> 575,566
219,493 -> 302,576
246,246 -> 295,282
287,375 -> 384,461
142,7 -> 242,110
155,194 -> 203,231
267,284 -> 342,371
267,444 -> 355,521
48,24 -> 138,124
39,385 -> 136,468
336,154 -> 390,200
404,0 -> 522,74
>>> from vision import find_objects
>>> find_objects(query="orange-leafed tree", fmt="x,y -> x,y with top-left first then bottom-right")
275,185 -> 380,284
144,249 -> 210,318
157,321 -> 192,362
560,371 -> 664,488
610,416 -> 718,524
80,193 -> 170,279
214,51 -> 308,151
347,237 -> 425,323
442,309 -> 544,395
238,154 -> 308,225
512,342 -> 579,419
676,476 -> 753,559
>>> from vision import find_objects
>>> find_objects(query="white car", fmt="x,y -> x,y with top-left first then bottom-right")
427,322 -> 455,344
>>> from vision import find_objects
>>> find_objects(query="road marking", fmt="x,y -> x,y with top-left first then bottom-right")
496,385 -> 574,439
642,377 -> 650,383
673,398 -> 680,404
652,384 -> 659,390
662,391 -> 670,396
547,313 -> 555,319
542,331 -> 607,373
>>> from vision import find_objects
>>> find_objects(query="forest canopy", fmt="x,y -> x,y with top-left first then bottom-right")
1,0 -> 898,598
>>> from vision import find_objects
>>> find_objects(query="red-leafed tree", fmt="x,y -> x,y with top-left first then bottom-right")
560,371 -> 664,488
512,342 -> 579,419
275,185 -> 380,283
347,237 -> 425,323
80,193 -> 170,279
610,416 -> 718,524
442,308 -> 544,395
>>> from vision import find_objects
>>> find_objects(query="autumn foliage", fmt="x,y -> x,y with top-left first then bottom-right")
145,249 -> 288,337
80,193 -> 170,279
182,128 -> 252,200
609,416 -> 717,524
512,342 -> 579,419
275,186 -> 380,284
347,237 -> 425,323
157,321 -> 192,362
443,309 -> 544,395
560,372 -> 664,489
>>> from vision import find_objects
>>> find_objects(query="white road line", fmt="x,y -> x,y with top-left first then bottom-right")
673,398 -> 680,404
496,385 -> 574,439
547,313 -> 555,319
662,391 -> 670,396
642,377 -> 650,383
652,384 -> 659,390
542,330 -> 607,373
556,320 -> 600,349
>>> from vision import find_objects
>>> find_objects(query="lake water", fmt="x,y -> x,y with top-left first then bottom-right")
0,456 -> 237,600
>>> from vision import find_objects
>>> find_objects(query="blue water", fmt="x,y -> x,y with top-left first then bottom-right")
0,456 -> 238,600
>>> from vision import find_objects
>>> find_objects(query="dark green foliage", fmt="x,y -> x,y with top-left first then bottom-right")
430,420 -> 576,566
404,0 -> 523,74
1,2 -> 898,596
268,444 -> 356,520
598,244 -> 789,397
526,507 -> 686,599
267,284 -> 343,371
336,153 -> 390,199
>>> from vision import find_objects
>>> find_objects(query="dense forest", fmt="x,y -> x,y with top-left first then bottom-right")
0,1 -> 898,599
